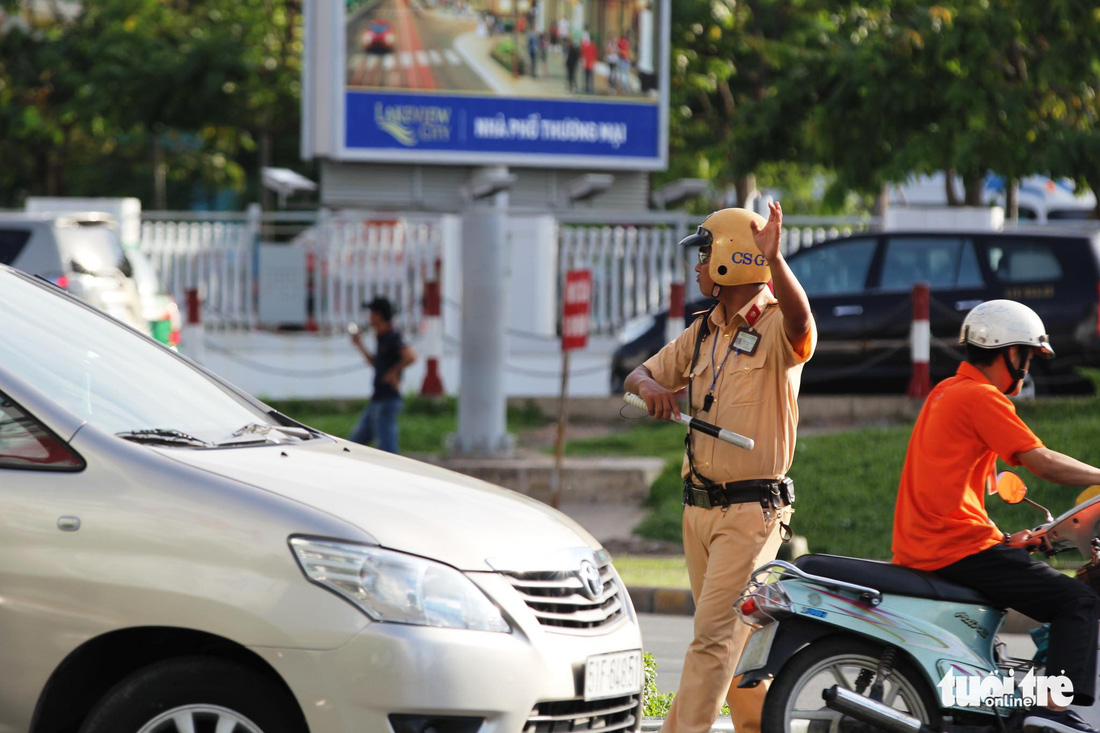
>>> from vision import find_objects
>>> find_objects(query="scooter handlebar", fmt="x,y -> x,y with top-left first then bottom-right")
623,393 -> 754,451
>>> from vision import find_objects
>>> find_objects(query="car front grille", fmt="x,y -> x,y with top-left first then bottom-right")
502,561 -> 626,633
524,694 -> 641,733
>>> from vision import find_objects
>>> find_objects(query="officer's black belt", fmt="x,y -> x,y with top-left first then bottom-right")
682,477 -> 794,510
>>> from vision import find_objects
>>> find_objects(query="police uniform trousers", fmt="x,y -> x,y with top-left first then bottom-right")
660,501 -> 790,733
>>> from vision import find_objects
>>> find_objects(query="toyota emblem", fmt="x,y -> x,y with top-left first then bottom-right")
578,560 -> 603,600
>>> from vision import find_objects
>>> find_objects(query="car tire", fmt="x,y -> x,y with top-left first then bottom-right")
79,656 -> 306,733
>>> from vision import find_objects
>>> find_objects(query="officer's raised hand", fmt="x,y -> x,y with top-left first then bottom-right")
750,200 -> 812,347
749,201 -> 782,263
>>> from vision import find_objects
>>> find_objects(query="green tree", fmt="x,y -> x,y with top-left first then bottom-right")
803,3 -> 951,206
662,0 -> 835,207
0,2 -> 105,202
1029,3 -> 1100,218
0,0 -> 305,210
806,1 -> 1100,212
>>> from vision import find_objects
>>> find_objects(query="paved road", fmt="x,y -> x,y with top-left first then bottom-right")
640,612 -> 1038,695
346,0 -> 488,91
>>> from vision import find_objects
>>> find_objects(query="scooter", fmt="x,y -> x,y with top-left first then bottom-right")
734,473 -> 1100,733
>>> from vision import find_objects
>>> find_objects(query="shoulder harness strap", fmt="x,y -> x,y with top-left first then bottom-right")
685,303 -> 719,486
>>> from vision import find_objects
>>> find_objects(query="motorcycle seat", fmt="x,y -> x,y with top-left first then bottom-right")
792,554 -> 997,607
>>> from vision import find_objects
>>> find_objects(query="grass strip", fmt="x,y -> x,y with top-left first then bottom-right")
612,554 -> 691,589
264,396 -> 549,454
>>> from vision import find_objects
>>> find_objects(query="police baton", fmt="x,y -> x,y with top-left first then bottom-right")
623,393 -> 754,451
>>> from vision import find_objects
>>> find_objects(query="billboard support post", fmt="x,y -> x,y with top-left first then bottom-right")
638,1 -> 656,91
452,168 -> 515,457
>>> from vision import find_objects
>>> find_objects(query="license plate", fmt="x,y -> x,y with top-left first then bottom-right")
735,623 -> 778,676
585,649 -> 643,701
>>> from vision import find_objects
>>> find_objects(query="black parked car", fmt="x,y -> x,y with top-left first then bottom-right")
611,229 -> 1100,394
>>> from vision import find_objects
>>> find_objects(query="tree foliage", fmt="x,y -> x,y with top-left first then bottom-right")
661,0 -> 833,195
0,0 -> 305,209
663,0 -> 1100,213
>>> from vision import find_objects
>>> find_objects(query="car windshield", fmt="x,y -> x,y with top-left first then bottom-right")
55,224 -> 132,277
0,268 -> 277,441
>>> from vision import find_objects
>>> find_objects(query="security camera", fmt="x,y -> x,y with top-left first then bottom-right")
462,169 -> 518,202
652,178 -> 710,209
564,173 -> 614,204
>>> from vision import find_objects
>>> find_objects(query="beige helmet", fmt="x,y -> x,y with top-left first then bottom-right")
959,300 -> 1054,357
679,208 -> 771,286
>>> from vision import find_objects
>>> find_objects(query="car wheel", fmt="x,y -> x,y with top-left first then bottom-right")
80,657 -> 306,733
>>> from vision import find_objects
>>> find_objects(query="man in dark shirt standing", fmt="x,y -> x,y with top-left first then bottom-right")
349,297 -> 417,453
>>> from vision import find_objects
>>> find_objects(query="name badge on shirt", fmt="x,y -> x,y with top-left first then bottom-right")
732,327 -> 760,356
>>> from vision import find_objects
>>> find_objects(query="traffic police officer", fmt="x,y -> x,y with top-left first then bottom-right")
625,202 -> 815,733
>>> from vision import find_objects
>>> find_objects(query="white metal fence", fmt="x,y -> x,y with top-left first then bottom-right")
141,211 -> 262,329
141,208 -> 442,334
296,212 -> 443,335
557,213 -> 879,335
140,208 -> 875,336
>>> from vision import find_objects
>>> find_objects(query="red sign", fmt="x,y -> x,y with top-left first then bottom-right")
562,270 -> 592,351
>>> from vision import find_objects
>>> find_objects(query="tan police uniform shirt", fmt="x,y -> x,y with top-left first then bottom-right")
641,289 -> 817,483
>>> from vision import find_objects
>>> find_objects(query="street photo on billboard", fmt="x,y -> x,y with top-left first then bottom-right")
345,0 -> 660,99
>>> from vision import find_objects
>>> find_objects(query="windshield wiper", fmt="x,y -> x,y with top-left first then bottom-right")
115,428 -> 213,447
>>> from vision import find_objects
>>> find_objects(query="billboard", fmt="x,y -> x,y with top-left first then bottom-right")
326,0 -> 668,169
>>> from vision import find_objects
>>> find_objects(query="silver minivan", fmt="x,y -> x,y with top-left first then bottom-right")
0,264 -> 643,733
0,212 -> 147,334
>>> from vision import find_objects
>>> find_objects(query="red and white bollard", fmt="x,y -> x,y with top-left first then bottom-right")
184,287 -> 205,365
666,281 -> 685,343
420,261 -> 445,397
907,282 -> 932,399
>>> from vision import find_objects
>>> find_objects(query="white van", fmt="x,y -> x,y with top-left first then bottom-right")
890,173 -> 1096,223
0,212 -> 147,334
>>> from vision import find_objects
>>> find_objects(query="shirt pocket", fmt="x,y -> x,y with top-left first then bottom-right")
727,345 -> 770,406
681,353 -> 712,413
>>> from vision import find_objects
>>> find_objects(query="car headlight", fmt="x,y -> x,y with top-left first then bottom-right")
290,538 -> 510,633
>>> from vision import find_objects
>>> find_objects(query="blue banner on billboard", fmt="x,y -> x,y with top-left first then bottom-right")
346,91 -> 660,160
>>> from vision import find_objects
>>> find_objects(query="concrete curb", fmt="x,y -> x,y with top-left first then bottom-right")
628,586 -> 694,616
626,585 -> 1040,634
642,717 -> 731,732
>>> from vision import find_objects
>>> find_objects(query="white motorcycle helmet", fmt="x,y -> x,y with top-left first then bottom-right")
960,300 -> 1054,394
959,300 -> 1054,355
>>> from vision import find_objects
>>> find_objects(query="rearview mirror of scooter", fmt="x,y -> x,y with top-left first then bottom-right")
998,471 -> 1055,522
996,471 -> 1028,504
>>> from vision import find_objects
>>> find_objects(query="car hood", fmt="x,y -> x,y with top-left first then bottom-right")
157,440 -> 601,571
